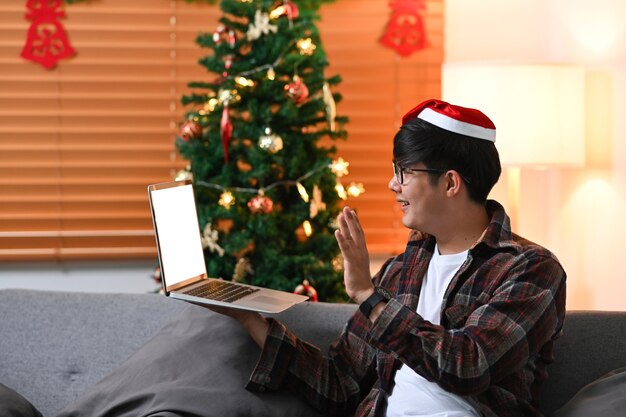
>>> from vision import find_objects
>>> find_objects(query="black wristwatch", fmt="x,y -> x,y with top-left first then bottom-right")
359,287 -> 391,318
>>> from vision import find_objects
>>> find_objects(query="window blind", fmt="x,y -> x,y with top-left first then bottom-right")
0,0 -> 443,261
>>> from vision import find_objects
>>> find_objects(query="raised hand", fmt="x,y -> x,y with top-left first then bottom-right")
334,206 -> 374,304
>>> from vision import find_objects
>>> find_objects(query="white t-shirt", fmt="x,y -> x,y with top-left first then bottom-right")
386,244 -> 479,417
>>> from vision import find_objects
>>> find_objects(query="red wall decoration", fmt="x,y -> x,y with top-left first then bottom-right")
21,0 -> 76,69
380,0 -> 428,57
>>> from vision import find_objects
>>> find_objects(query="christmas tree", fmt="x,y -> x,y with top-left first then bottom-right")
175,0 -> 363,302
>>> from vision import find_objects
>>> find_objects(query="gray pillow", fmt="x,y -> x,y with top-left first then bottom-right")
0,383 -> 43,417
57,305 -> 323,417
554,367 -> 626,417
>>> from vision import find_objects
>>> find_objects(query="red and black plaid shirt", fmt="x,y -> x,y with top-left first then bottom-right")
247,200 -> 567,417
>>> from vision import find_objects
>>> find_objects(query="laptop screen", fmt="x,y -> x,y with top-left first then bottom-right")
149,182 -> 206,288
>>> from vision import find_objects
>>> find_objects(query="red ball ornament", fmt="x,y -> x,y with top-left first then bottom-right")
179,120 -> 202,141
247,194 -> 274,214
294,279 -> 318,302
284,75 -> 309,105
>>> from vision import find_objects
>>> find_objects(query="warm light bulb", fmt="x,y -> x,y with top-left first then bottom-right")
297,183 -> 309,202
302,220 -> 313,237
335,182 -> 347,200
199,98 -> 219,115
267,67 -> 276,80
269,5 -> 287,19
235,76 -> 255,87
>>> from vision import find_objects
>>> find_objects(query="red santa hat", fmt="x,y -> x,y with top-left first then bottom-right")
402,99 -> 496,142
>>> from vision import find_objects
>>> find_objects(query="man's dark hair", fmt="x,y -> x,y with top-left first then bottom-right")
393,118 -> 501,204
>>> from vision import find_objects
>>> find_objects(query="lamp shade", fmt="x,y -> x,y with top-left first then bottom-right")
442,63 -> 585,167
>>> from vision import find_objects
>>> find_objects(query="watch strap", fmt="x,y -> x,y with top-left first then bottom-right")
359,287 -> 389,318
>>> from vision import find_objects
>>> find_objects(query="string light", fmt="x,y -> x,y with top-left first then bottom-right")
266,67 -> 276,80
235,76 -> 255,87
195,159 -> 363,205
302,220 -> 313,237
296,182 -> 309,202
199,97 -> 219,115
335,182 -> 347,200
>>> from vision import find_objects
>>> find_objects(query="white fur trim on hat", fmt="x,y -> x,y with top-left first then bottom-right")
418,107 -> 496,142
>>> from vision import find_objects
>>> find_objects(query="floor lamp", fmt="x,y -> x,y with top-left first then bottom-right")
442,63 -> 586,230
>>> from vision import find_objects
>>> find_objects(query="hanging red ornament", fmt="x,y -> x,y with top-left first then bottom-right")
21,0 -> 76,69
247,194 -> 274,214
380,0 -> 428,57
220,105 -> 233,163
284,75 -> 309,105
293,280 -> 318,302
179,119 -> 203,141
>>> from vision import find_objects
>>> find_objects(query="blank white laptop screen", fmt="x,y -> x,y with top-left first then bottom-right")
150,183 -> 206,287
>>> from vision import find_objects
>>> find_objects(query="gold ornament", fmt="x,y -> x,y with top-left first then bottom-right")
323,82 -> 337,131
296,37 -> 316,56
218,191 -> 235,208
258,127 -> 284,153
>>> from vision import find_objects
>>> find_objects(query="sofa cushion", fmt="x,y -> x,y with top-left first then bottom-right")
57,302 -> 355,417
0,383 -> 43,417
553,367 -> 626,417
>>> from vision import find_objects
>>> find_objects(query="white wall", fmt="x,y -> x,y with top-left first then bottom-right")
446,0 -> 626,311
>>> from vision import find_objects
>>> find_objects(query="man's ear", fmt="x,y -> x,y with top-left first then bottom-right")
444,170 -> 463,196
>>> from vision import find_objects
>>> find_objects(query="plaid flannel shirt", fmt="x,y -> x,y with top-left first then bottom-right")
246,200 -> 567,417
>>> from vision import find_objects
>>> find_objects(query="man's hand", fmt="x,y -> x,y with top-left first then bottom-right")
335,206 -> 375,304
192,303 -> 269,348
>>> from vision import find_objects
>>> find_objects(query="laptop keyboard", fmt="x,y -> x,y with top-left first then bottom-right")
183,280 -> 260,303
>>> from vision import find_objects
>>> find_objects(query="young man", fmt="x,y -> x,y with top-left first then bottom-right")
216,99 -> 567,417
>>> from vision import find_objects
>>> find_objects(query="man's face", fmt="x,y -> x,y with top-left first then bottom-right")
388,162 -> 446,233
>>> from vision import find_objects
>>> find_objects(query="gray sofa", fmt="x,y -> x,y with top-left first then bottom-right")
1,289 -> 625,416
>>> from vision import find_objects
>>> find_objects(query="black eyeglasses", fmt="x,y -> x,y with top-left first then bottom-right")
392,161 -> 471,185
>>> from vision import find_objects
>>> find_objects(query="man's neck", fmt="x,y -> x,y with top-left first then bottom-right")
435,203 -> 489,255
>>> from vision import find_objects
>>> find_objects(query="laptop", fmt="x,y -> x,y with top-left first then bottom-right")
148,179 -> 308,313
